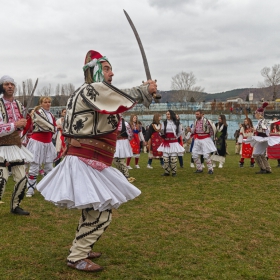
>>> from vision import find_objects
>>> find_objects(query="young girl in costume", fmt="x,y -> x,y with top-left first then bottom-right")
145,113 -> 164,169
126,114 -> 145,169
238,118 -> 255,167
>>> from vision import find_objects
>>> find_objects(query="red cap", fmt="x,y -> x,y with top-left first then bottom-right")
84,50 -> 103,65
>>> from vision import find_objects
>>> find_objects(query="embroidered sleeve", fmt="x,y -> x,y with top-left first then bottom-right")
0,112 -> 16,137
121,84 -> 152,108
207,120 -> 215,137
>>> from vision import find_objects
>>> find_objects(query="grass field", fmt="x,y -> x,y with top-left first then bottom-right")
0,140 -> 280,280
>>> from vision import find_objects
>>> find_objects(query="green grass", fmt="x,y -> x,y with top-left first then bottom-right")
1,140 -> 280,280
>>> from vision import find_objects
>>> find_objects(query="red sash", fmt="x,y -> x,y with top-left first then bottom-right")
31,132 -> 53,143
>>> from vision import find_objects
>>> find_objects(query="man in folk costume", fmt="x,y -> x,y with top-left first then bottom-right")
0,75 -> 33,215
113,114 -> 135,183
245,102 -> 280,174
187,110 -> 217,174
36,50 -> 157,272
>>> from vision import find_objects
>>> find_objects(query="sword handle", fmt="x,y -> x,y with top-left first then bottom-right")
142,79 -> 161,102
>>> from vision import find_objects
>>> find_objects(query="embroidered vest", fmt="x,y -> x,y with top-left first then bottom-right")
63,82 -> 136,138
0,99 -> 23,147
32,108 -> 56,133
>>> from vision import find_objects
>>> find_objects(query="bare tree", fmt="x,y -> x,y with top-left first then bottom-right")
55,84 -> 60,96
26,79 -> 33,95
260,64 -> 280,101
38,84 -> 52,96
170,71 -> 204,102
60,83 -> 75,96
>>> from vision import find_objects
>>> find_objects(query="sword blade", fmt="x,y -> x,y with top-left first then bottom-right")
123,10 -> 152,80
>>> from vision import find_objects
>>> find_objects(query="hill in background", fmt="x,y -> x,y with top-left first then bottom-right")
159,85 -> 280,102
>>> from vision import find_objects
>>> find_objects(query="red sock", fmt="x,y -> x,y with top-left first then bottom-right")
127,157 -> 131,166
135,158 -> 139,165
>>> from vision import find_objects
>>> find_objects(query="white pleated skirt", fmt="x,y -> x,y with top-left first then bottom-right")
157,142 -> 185,156
114,139 -> 133,158
36,155 -> 141,211
191,138 -> 217,156
26,138 -> 57,164
0,145 -> 33,163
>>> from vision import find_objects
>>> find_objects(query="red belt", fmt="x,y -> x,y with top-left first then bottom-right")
193,133 -> 210,139
31,132 -> 53,143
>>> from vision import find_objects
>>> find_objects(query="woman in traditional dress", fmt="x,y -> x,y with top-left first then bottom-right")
145,113 -> 164,169
26,96 -> 57,197
238,118 -> 255,167
126,114 -> 145,169
157,110 -> 185,177
212,114 -> 227,168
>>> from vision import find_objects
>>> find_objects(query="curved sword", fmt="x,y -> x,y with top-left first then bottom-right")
123,10 -> 161,102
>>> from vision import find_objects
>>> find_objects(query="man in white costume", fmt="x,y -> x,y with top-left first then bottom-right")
0,75 -> 33,215
188,110 -> 216,174
36,50 -> 157,272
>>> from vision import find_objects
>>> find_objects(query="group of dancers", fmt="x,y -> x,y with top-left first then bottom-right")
1,48 -> 280,273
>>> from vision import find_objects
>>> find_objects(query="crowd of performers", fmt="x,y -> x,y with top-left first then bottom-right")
1,52 -> 280,273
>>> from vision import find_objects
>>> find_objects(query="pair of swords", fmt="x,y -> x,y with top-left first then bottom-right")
123,10 -> 161,103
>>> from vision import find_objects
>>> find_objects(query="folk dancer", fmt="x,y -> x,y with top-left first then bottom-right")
212,114 -> 228,168
113,116 -> 135,182
188,110 -> 216,174
238,118 -> 255,167
176,114 -> 185,168
244,102 -> 280,174
126,114 -> 145,169
144,113 -> 164,169
0,75 -> 33,215
267,120 -> 280,167
157,110 -> 185,177
26,96 -> 57,197
36,50 -> 157,272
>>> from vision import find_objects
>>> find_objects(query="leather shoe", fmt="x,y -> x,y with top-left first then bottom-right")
194,170 -> 203,173
172,173 -> 177,177
88,251 -> 102,259
67,259 -> 103,272
11,206 -> 30,215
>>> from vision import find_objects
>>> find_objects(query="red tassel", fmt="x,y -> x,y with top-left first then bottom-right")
262,102 -> 268,108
